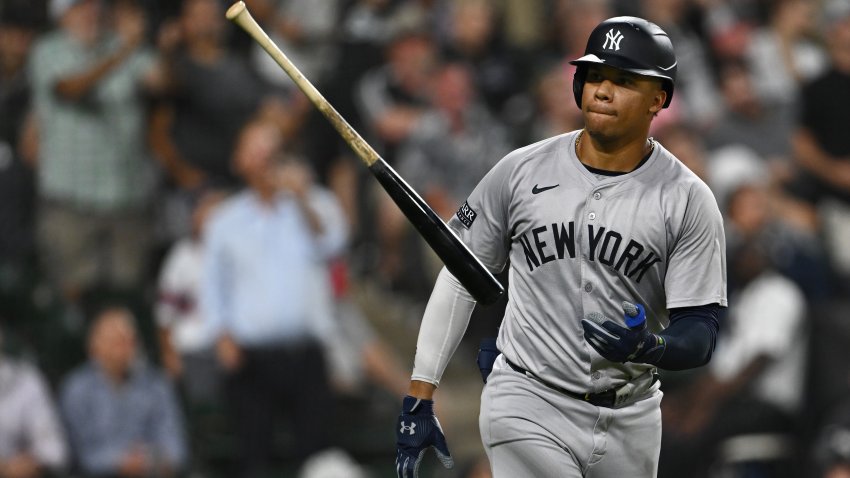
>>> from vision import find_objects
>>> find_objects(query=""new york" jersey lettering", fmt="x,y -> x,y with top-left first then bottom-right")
518,222 -> 661,283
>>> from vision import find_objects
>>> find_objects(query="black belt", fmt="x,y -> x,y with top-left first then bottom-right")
506,359 -> 619,408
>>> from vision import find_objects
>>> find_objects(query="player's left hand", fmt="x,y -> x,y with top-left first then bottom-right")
581,302 -> 666,364
395,396 -> 454,478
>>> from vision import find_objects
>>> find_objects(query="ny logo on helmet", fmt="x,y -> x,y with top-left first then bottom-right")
399,421 -> 416,436
603,29 -> 624,51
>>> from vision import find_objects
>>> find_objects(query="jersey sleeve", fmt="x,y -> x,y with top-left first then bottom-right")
665,181 -> 728,308
446,155 -> 513,273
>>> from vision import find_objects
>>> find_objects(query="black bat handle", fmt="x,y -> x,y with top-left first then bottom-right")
369,159 -> 505,304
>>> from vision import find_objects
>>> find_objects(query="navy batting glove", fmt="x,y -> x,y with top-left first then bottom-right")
396,395 -> 453,478
581,302 -> 666,364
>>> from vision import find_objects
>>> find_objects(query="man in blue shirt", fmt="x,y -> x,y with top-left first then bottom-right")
201,119 -> 348,477
60,306 -> 187,478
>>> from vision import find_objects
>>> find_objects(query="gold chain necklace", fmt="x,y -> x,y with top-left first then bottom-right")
575,130 -> 583,156
575,130 -> 655,159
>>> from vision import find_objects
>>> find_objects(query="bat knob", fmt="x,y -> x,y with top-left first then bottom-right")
226,1 -> 247,20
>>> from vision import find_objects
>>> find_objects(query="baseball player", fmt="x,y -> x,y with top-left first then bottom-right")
394,16 -> 727,478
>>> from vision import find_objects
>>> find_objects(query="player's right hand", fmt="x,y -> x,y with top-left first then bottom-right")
581,302 -> 666,364
395,395 -> 454,478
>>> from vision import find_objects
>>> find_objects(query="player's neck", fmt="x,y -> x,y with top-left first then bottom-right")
576,129 -> 653,173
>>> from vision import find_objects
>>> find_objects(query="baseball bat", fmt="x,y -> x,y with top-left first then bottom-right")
226,2 -> 504,304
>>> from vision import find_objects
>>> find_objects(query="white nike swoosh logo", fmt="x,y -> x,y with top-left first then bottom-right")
659,61 -> 677,71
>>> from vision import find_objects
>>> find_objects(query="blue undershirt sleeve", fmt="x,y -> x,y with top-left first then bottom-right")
652,303 -> 721,371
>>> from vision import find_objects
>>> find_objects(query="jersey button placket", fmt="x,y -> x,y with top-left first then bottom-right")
590,190 -> 603,221
580,191 -> 599,309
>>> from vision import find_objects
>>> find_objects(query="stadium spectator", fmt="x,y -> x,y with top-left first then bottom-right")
147,0 -> 271,240
355,30 -> 436,159
706,59 -> 795,169
149,0 -> 269,188
242,0 -> 349,204
29,0 -> 166,306
787,0 -> 850,285
746,0 -> 827,111
697,0 -> 758,61
155,189 -> 225,372
155,187 -> 228,476
0,2 -> 39,326
331,0 -> 427,127
60,306 -> 187,478
354,30 -> 439,295
201,119 -> 348,477
156,188 -> 227,393
246,0 -> 341,92
0,329 -> 68,478
439,0 -> 523,120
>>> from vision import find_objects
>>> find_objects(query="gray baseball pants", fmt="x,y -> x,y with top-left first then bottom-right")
480,355 -> 663,477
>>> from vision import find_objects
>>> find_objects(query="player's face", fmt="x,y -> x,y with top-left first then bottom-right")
581,65 -> 666,141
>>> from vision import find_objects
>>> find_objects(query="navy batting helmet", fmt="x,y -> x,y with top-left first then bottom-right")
569,16 -> 677,109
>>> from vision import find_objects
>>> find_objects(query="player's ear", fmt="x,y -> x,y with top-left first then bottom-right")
649,88 -> 666,114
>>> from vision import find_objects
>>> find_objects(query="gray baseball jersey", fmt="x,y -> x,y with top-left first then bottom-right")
448,130 -> 727,394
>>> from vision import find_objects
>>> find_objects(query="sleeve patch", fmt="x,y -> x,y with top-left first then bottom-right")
456,201 -> 478,229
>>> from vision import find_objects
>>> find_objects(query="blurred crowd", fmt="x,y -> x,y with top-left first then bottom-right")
2,0 -> 850,476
